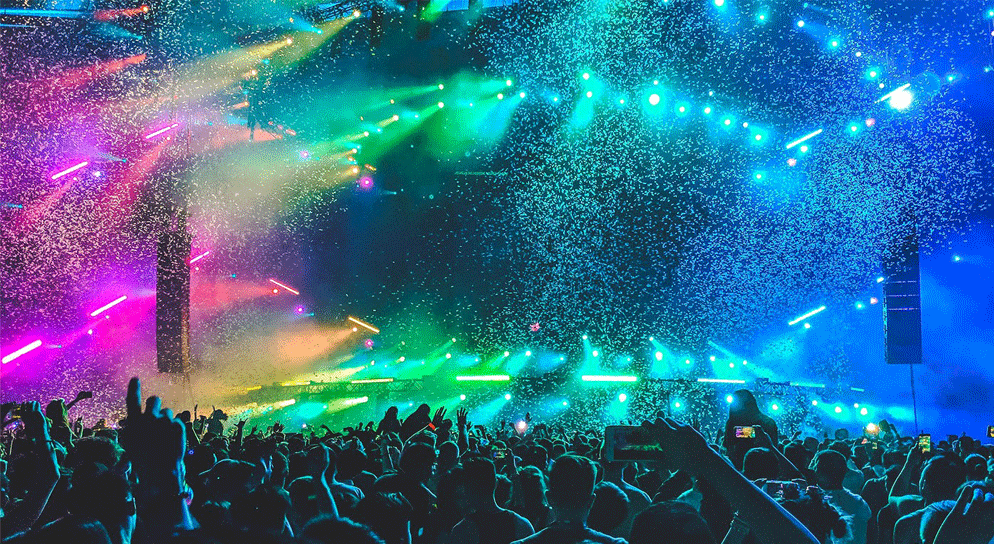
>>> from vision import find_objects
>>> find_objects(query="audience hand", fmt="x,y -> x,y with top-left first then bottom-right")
933,484 -> 994,544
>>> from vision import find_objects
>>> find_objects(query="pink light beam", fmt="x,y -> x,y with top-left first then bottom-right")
3,340 -> 43,364
189,250 -> 210,264
51,161 -> 89,180
145,123 -> 179,139
268,279 -> 300,295
89,295 -> 128,317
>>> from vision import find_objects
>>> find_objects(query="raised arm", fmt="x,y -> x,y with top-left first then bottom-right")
4,402 -> 60,535
456,407 -> 470,455
755,425 -> 805,481
644,417 -> 820,544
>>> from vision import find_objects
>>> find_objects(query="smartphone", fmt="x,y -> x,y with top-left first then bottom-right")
734,426 -> 756,439
493,450 -> 507,460
918,434 -> 931,453
603,426 -> 666,462
987,426 -> 994,439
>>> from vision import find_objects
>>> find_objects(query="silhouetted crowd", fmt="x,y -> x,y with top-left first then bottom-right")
2,383 -> 992,544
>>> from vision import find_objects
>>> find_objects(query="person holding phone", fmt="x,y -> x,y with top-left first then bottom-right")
722,390 -> 780,471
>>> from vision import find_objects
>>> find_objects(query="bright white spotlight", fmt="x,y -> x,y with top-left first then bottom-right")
888,88 -> 913,110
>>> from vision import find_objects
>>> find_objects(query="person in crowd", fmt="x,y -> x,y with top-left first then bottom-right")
599,460 -> 650,538
723,390 -> 779,471
509,466 -> 554,532
448,457 -> 534,544
811,449 -> 872,544
628,501 -> 716,544
890,453 -> 967,544
510,455 -> 626,544
587,481 -> 629,538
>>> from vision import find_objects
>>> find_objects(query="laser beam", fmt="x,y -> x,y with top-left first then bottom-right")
456,375 -> 510,382
581,375 -> 638,382
89,295 -> 127,317
790,381 -> 827,388
784,129 -> 823,149
189,250 -> 210,264
144,123 -> 179,139
876,83 -> 911,104
3,340 -> 43,364
788,305 -> 826,326
52,161 -> 89,180
268,279 -> 300,295
347,316 -> 380,333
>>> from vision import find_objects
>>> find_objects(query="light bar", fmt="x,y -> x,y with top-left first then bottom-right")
281,380 -> 311,387
347,316 -> 380,334
344,396 -> 370,406
3,203 -> 24,209
145,123 -> 179,139
246,385 -> 262,391
581,375 -> 638,382
784,129 -> 823,149
2,340 -> 43,364
850,387 -> 866,392
350,378 -> 394,384
89,295 -> 128,317
189,250 -> 210,264
456,375 -> 511,382
788,305 -> 826,326
875,83 -> 911,104
696,378 -> 746,384
790,381 -> 827,388
269,279 -> 300,295
52,161 -> 89,180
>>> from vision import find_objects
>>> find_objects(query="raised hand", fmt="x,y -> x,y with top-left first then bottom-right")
641,417 -> 710,473
457,407 -> 469,427
123,377 -> 187,495
432,406 -> 447,428
933,484 -> 994,544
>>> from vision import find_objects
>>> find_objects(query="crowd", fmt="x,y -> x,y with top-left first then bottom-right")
1,382 -> 993,544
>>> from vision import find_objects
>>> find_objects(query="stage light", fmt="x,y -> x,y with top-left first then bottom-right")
398,356 -> 406,362
269,279 -> 300,295
853,403 -> 860,408
582,375 -> 638,382
729,362 -> 735,368
586,91 -> 593,98
456,375 -> 510,381
714,0 -> 724,6
562,401 -> 569,407
351,378 -> 394,384
673,401 -> 682,408
582,334 -> 588,340
503,350 -> 510,357
799,145 -> 809,153
591,350 -> 600,357
870,297 -> 879,305
726,395 -> 734,403
855,301 -> 865,309
953,255 -> 961,262
438,83 -> 444,90
654,351 -> 663,361
811,400 -> 818,406
459,394 -> 466,400
648,94 -> 660,105
803,323 -> 811,329
704,107 -> 712,114
867,69 -> 879,79
504,393 -> 512,400
860,407 -> 868,415
787,158 -> 797,167
796,20 -> 804,27
723,118 -> 732,126
525,350 -> 532,356
785,129 -> 822,149
144,123 -> 179,139
445,353 -> 452,359
582,72 -> 590,80
347,316 -> 380,333
771,403 -> 780,411
754,134 -> 763,141
285,37 -> 293,44
788,305 -> 826,326
699,378 -> 746,384
90,295 -> 127,317
437,101 -> 444,108
519,91 -> 526,98
618,393 -> 627,402
497,93 -> 504,100
758,13 -> 766,21
880,85 -> 913,110
516,420 -> 527,432
506,79 -> 513,86
52,161 -> 89,180
829,39 -> 840,49
2,339 -> 43,364
834,406 -> 843,413
189,250 -> 210,264
709,355 -> 716,361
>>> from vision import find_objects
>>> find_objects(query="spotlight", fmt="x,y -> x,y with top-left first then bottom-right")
811,400 -> 818,406
771,403 -> 779,411
582,72 -> 590,80
497,93 -> 504,100
860,407 -> 869,415
654,351 -> 663,361
592,350 -> 599,357
648,94 -> 660,105
586,91 -> 593,98
834,406 -> 843,413
525,350 -> 532,356
796,20 -> 805,27
504,393 -> 512,400
888,88 -> 913,110
460,394 -> 466,400
519,91 -> 526,98
618,393 -> 627,402
726,395 -> 734,403
563,401 -> 569,407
